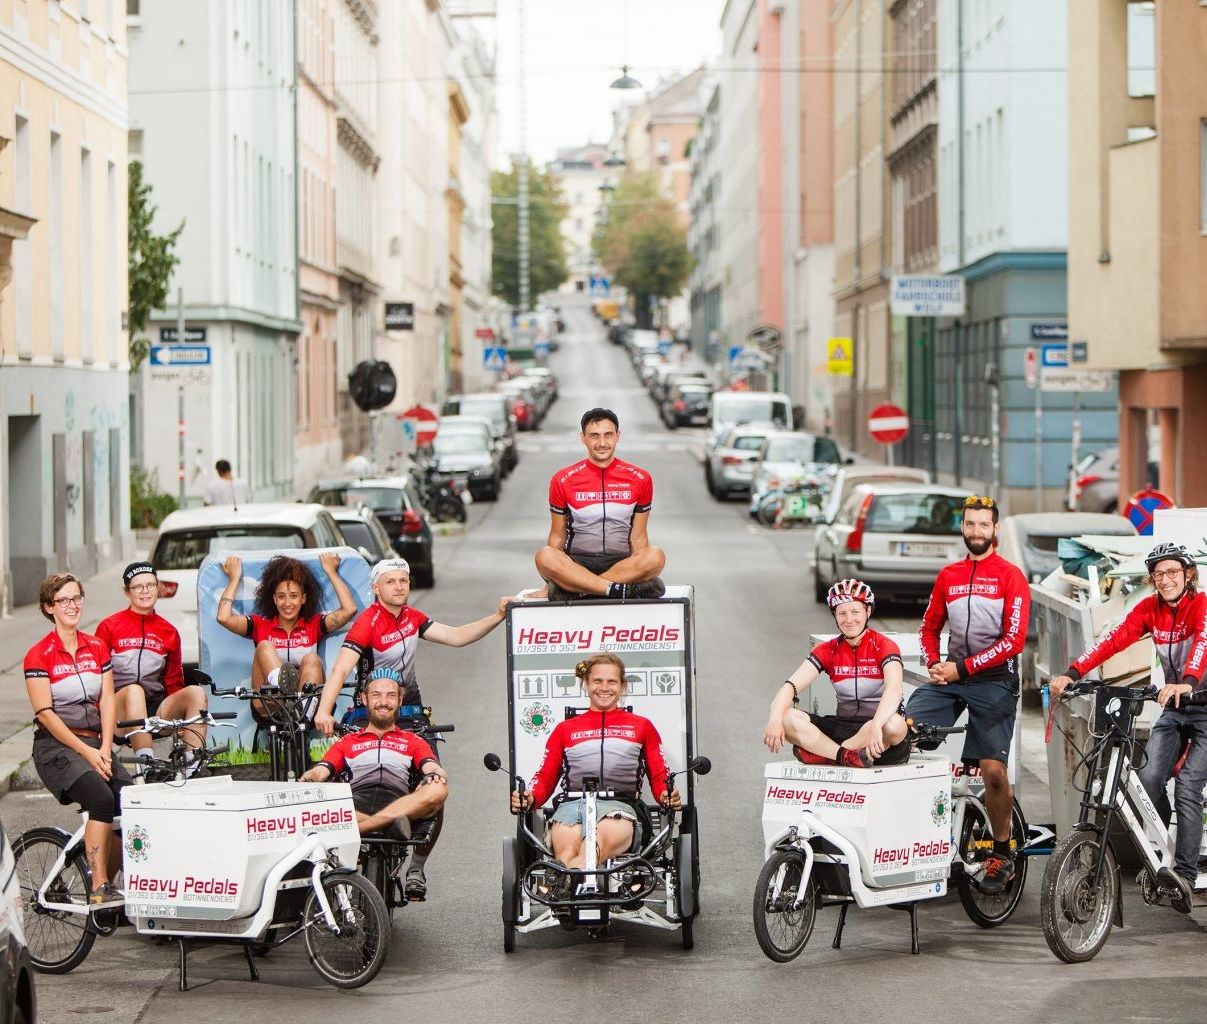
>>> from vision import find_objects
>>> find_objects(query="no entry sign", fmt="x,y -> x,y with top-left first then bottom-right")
868,403 -> 909,445
400,405 -> 439,447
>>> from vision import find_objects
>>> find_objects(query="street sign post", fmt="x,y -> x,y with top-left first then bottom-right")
149,344 -> 211,367
1024,347 -> 1038,390
827,337 -> 853,376
1125,487 -> 1175,536
1040,369 -> 1114,393
747,323 -> 782,354
868,404 -> 909,443
400,405 -> 438,449
890,275 -> 966,317
483,346 -> 507,372
384,302 -> 415,331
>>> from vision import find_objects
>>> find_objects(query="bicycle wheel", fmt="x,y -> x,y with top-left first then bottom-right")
752,849 -> 816,963
756,496 -> 782,528
434,495 -> 467,524
1040,831 -> 1118,963
955,800 -> 1028,927
303,871 -> 391,989
12,829 -> 96,973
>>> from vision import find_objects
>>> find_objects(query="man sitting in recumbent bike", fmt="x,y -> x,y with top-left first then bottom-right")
511,653 -> 680,899
300,673 -> 448,841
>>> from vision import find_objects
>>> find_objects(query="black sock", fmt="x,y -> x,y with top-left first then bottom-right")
993,839 -> 1011,858
607,582 -> 625,599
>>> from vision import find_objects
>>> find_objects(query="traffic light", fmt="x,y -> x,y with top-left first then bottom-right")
347,360 -> 397,412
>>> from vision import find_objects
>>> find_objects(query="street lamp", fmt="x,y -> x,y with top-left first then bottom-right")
602,151 -> 626,167
598,179 -> 616,195
610,64 -> 642,90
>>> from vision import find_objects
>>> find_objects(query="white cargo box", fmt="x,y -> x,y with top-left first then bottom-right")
120,777 -> 359,921
762,755 -> 952,890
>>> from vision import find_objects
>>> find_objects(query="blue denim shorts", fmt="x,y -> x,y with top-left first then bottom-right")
550,797 -> 638,830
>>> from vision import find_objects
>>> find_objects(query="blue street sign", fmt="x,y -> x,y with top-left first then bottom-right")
727,345 -> 744,368
1040,342 -> 1069,368
658,340 -> 672,356
483,345 -> 507,371
149,344 -> 211,366
534,341 -> 551,358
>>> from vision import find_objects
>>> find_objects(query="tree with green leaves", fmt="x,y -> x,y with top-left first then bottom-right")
127,160 -> 184,370
491,158 -> 568,308
596,172 -> 692,329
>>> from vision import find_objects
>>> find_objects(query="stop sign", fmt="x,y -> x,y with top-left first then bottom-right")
400,405 -> 439,447
868,403 -> 909,445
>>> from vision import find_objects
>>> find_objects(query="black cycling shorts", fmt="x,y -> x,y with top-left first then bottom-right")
905,678 -> 1018,765
808,714 -> 910,766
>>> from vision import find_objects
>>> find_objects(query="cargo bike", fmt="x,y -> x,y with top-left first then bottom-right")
488,589 -> 708,950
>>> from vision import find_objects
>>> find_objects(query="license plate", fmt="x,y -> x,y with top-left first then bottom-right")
899,542 -> 949,557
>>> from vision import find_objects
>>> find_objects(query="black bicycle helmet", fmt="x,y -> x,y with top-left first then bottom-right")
1144,542 -> 1195,574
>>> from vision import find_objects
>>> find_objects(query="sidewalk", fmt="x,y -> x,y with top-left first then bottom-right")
0,560 -> 136,797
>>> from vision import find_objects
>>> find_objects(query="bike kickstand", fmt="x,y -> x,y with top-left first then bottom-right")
832,903 -> 849,949
243,941 -> 261,982
888,900 -> 921,955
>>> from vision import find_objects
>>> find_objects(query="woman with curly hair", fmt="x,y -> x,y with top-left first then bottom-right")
216,552 -> 357,705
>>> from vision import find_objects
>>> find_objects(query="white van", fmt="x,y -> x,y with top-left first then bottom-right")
708,390 -> 793,446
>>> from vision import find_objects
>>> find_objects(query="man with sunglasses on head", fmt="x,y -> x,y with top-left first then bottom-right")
1049,542 -> 1207,913
907,495 -> 1030,894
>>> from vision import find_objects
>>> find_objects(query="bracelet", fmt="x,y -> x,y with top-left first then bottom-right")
783,680 -> 799,705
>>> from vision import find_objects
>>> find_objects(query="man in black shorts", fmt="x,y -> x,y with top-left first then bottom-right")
534,408 -> 666,600
906,495 -> 1030,893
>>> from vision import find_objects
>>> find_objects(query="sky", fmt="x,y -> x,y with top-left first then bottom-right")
487,0 -> 726,169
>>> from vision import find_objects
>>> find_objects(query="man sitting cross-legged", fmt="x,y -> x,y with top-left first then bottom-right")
301,674 -> 448,841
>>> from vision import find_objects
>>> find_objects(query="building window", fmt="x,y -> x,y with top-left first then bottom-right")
80,147 -> 94,362
1201,119 -> 1207,233
1127,2 -> 1156,98
14,115 -> 33,358
50,131 -> 64,361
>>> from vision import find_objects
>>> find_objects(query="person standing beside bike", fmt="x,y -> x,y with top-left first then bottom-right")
908,495 -> 1029,894
1049,542 -> 1207,913
96,562 -> 210,771
312,557 -> 514,899
23,573 -> 132,908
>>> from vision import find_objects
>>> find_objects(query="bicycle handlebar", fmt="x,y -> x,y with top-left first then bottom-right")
117,710 -> 239,729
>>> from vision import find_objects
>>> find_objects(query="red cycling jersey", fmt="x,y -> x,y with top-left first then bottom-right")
807,629 -> 903,721
529,708 -> 670,808
95,609 -> 184,702
23,630 -> 112,733
920,553 -> 1030,689
320,725 -> 437,796
341,603 -> 432,704
1067,591 -> 1207,689
246,613 -> 327,664
548,457 -> 653,559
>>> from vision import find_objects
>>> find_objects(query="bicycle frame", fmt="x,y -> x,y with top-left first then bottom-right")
32,816 -> 95,918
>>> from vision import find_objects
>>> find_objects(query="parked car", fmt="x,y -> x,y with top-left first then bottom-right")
496,381 -> 539,430
438,415 -> 505,486
508,375 -> 553,419
997,511 -> 1138,690
812,484 -> 969,604
0,819 -> 35,1024
307,477 -> 436,588
656,369 -> 710,406
749,432 -> 845,505
997,512 -> 1137,585
707,390 -> 793,446
705,422 -> 784,499
150,503 -> 349,664
606,320 -> 629,345
327,505 -> 397,566
662,381 -> 714,428
1068,447 -> 1120,513
430,428 -> 501,501
441,392 -> 518,473
818,465 -> 931,525
521,365 -> 558,401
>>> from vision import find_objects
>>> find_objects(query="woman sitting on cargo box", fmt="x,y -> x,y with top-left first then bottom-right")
763,578 -> 909,769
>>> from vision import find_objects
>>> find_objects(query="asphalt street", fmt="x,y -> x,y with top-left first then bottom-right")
10,297 -> 1207,1023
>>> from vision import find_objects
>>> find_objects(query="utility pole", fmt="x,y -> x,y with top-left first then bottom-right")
176,287 -> 186,505
849,0 -> 862,456
517,0 -> 530,315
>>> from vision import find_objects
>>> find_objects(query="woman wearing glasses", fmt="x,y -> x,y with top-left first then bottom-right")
95,562 -> 209,768
1049,542 -> 1207,914
23,572 -> 131,908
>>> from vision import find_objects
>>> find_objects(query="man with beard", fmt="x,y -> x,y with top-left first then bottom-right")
906,495 -> 1029,894
301,674 -> 448,841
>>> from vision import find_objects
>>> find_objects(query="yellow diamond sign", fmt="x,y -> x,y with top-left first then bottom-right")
827,337 -> 853,376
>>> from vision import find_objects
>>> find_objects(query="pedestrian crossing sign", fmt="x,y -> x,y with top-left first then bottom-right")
827,337 -> 853,376
483,345 -> 507,371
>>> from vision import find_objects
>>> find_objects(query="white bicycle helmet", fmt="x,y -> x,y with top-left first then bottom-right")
1144,542 -> 1195,574
826,578 -> 876,612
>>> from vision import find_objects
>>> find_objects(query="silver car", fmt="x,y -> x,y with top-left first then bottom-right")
812,483 -> 969,603
705,423 -> 784,500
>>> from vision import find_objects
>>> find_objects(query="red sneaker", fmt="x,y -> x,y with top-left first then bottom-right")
837,746 -> 874,769
792,745 -> 829,766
